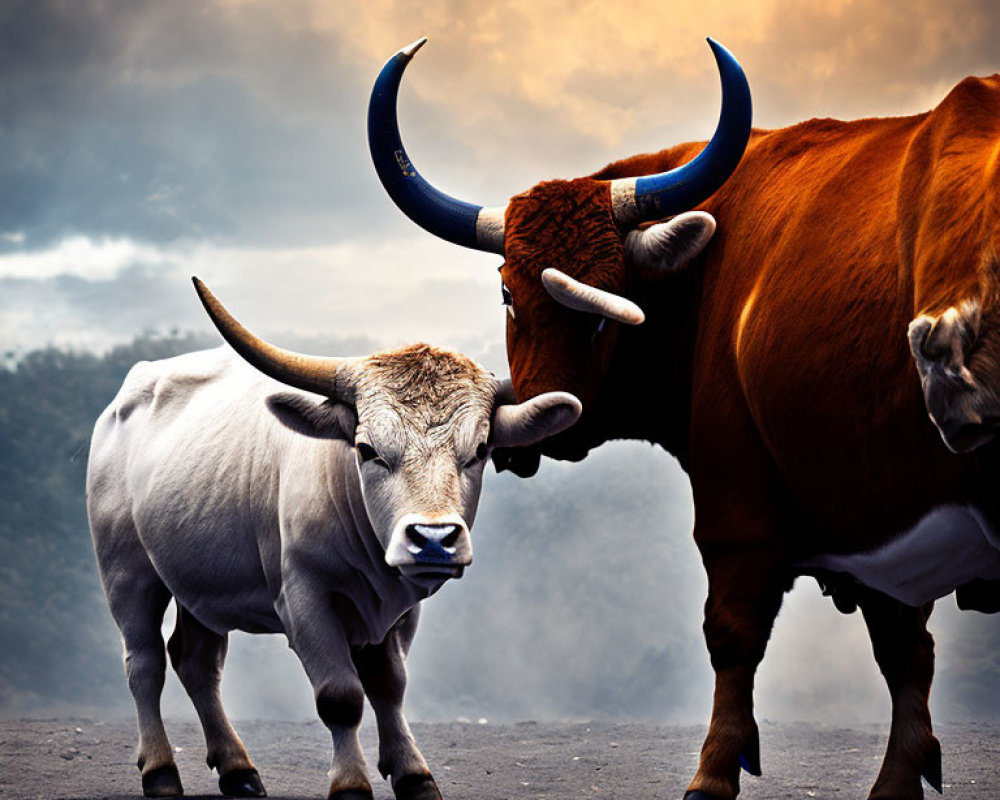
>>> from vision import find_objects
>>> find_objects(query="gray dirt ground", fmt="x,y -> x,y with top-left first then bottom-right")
2,719 -> 999,800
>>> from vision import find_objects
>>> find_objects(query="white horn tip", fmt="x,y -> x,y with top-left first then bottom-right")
401,37 -> 428,58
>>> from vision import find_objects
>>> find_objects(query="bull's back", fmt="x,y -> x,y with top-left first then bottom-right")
692,80 -> 1000,547
89,348 -> 244,502
87,347 -> 291,634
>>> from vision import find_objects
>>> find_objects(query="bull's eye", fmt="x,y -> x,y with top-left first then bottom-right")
501,281 -> 516,319
356,442 -> 389,470
464,441 -> 489,468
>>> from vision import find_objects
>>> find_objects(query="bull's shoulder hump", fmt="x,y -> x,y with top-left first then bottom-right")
110,346 -> 236,422
934,73 -> 1000,123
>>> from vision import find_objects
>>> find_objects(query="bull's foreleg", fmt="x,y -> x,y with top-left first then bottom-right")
166,606 -> 264,797
685,544 -> 789,800
281,587 -> 374,800
858,588 -> 940,800
353,608 -> 441,800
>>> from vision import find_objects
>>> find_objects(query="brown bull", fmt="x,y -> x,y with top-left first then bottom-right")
370,39 -> 1000,800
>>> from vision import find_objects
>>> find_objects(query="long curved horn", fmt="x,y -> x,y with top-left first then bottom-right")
541,268 -> 645,325
493,390 -> 583,449
368,38 -> 506,254
609,39 -> 752,226
192,277 -> 357,400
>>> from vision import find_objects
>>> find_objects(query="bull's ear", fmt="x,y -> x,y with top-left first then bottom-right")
624,211 -> 716,276
266,393 -> 357,441
492,391 -> 582,449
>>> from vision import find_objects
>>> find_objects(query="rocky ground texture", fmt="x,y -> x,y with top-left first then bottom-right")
2,719 -> 999,799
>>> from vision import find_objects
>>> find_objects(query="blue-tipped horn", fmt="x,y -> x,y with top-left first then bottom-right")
368,38 -> 505,254
610,39 -> 752,225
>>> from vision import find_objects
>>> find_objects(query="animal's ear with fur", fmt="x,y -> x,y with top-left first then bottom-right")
624,211 -> 716,277
266,393 -> 358,441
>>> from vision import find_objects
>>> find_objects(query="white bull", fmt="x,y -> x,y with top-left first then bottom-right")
86,279 -> 581,800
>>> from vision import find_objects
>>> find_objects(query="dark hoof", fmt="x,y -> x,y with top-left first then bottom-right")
922,737 -> 943,794
329,790 -> 374,800
683,793 -> 724,800
220,767 -> 267,797
739,729 -> 762,776
394,773 -> 443,800
142,764 -> 184,797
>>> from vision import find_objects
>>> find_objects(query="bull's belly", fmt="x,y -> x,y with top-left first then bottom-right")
178,584 -> 284,636
139,528 -> 284,636
799,506 -> 1000,606
163,567 -> 284,635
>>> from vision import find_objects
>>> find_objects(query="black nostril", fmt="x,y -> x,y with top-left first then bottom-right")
406,525 -> 428,547
406,523 -> 460,550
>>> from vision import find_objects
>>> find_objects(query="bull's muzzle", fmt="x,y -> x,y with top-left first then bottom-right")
932,409 -> 999,454
386,513 -> 472,579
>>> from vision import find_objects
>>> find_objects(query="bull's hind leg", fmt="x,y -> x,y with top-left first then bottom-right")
858,588 -> 940,800
353,608 -> 441,800
99,556 -> 182,796
166,607 -> 265,797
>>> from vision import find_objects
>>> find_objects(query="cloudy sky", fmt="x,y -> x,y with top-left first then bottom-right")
3,0 -> 1000,358
5,0 -> 1000,725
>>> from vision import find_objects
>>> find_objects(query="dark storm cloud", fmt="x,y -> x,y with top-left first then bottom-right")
6,0 -> 1000,256
0,0 -> 384,252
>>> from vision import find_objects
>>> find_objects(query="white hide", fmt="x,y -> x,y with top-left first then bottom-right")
87,347 -> 439,645
801,506 -> 1000,607
87,344 -> 581,797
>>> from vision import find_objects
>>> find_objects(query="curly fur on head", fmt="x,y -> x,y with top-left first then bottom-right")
361,344 -> 493,409
351,345 -> 496,464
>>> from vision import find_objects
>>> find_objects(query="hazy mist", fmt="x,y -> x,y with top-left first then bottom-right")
2,336 -> 998,729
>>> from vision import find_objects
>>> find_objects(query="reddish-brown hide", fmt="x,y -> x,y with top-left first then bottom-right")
499,75 -> 1000,799
503,179 -> 625,411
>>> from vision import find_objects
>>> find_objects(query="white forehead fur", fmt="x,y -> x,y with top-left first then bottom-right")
352,343 -> 495,460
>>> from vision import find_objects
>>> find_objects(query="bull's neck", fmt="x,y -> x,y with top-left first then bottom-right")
321,448 -> 433,642
566,267 -> 701,469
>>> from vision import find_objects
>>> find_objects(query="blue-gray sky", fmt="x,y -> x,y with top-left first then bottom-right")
4,0 -> 1000,356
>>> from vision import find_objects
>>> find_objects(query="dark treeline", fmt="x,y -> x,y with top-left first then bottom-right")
0,332 -> 371,715
0,333 -> 216,712
2,334 -> 1000,722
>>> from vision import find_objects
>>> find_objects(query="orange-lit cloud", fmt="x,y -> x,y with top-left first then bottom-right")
201,0 -> 1000,197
